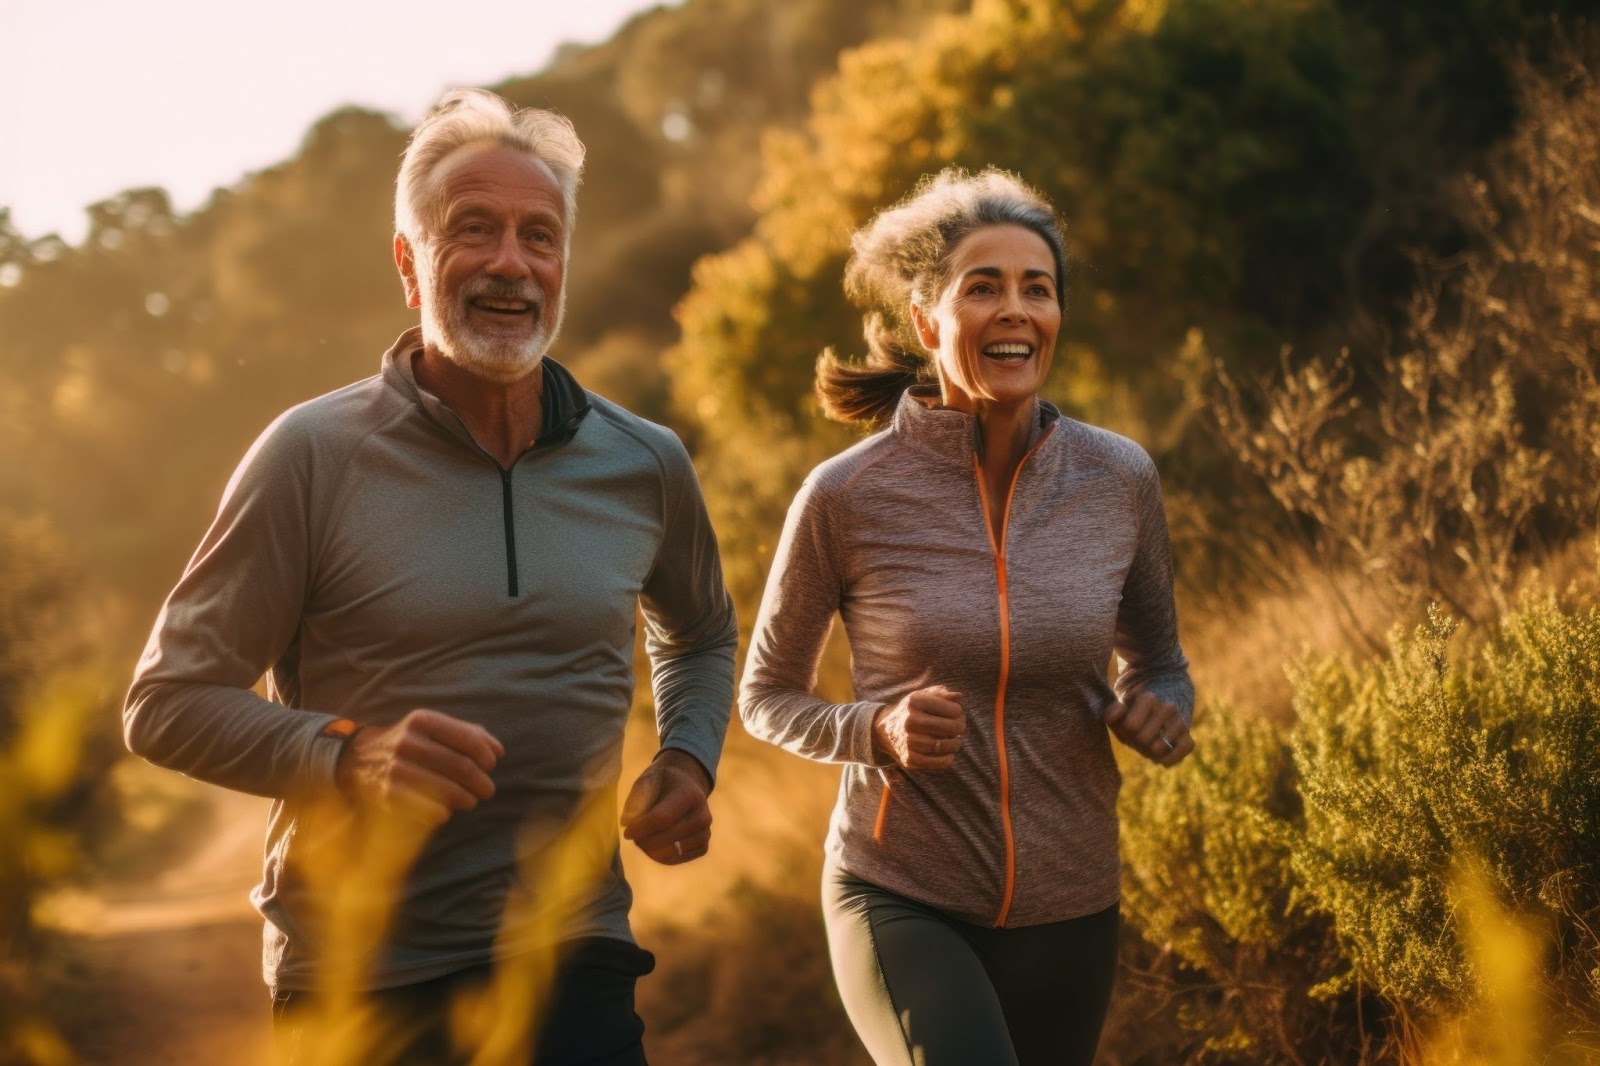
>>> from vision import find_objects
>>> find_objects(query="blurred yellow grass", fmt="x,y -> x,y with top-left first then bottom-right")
1413,857 -> 1600,1066
274,753 -> 628,1066
456,789 -> 617,1065
1,672 -> 103,1065
284,800 -> 431,1066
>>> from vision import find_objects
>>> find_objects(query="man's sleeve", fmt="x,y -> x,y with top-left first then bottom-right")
638,441 -> 738,786
123,412 -> 349,798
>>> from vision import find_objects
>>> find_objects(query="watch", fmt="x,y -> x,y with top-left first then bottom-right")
321,717 -> 362,759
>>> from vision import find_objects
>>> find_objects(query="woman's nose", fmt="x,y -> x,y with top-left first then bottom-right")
996,289 -> 1029,323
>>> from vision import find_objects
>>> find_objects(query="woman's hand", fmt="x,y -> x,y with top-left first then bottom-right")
872,685 -> 965,770
1105,691 -> 1193,767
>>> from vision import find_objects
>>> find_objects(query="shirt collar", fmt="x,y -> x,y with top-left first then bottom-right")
889,385 -> 1059,466
380,326 -> 591,453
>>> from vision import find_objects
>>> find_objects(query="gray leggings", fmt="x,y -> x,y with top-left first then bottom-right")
823,863 -> 1119,1066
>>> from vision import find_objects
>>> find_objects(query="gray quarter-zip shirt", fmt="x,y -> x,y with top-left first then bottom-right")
125,327 -> 737,992
741,388 -> 1191,928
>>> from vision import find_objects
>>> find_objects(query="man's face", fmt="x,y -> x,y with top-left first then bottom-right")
397,142 -> 568,384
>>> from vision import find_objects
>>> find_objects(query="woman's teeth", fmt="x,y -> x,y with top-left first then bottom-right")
982,343 -> 1031,362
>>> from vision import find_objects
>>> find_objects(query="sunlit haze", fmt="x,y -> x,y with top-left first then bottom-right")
0,0 -> 672,244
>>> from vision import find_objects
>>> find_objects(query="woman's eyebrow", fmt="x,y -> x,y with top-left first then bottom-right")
960,266 -> 1054,281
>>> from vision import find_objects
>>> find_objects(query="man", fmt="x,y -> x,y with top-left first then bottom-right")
124,89 -> 736,1065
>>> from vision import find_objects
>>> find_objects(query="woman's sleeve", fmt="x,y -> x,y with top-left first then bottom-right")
738,472 -> 888,765
1113,452 -> 1195,723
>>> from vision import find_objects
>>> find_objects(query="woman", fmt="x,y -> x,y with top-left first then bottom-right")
739,168 -> 1195,1066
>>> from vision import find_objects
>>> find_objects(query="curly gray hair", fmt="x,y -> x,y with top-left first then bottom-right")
395,88 -> 586,249
846,167 -> 1067,320
817,167 -> 1068,426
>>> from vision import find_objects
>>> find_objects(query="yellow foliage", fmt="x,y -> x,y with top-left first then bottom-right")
456,791 -> 617,1065
0,671 -> 104,1065
1411,859 -> 1600,1065
11,674 -> 103,803
8,1018 -> 76,1066
276,770 -> 619,1066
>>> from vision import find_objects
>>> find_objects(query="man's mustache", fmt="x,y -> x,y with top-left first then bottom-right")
461,277 -> 544,307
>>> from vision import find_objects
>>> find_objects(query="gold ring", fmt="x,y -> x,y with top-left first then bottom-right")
934,738 -> 943,755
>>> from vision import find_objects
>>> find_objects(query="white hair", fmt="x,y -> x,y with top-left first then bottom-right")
395,88 -> 586,249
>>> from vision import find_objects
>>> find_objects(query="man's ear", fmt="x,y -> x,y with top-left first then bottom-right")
394,234 -> 421,309
910,302 -> 939,352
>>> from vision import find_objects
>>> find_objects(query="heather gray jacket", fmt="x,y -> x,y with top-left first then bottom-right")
125,327 -> 736,991
741,389 -> 1191,928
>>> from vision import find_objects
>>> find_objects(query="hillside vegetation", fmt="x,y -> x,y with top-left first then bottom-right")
3,1 -> 1598,1062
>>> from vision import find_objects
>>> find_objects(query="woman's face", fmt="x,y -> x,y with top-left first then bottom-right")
911,224 -> 1060,413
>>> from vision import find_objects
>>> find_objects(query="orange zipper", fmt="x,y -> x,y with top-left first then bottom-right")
972,426 -> 1053,926
872,783 -> 892,843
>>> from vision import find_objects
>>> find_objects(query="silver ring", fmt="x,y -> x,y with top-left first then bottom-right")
1159,731 -> 1176,753
673,840 -> 684,858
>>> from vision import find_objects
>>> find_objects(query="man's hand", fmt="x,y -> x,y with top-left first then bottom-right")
335,709 -> 505,826
1104,691 -> 1194,768
619,750 -> 712,865
872,685 -> 965,771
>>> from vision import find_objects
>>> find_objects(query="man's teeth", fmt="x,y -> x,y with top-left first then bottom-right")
476,299 -> 531,312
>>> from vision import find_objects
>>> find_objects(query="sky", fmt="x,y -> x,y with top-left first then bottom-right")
0,0 -> 672,244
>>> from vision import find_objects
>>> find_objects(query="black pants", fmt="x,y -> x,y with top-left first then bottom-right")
271,936 -> 654,1066
824,862 -> 1120,1066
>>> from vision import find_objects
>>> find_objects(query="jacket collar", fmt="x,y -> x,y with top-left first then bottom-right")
381,326 -> 591,454
889,385 -> 1060,467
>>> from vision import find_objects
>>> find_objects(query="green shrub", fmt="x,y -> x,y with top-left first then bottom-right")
1122,703 -> 1303,972
1292,596 -> 1600,1013
1117,594 -> 1600,1062
1120,703 -> 1351,1062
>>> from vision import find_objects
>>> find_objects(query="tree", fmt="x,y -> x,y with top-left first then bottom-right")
1213,45 -> 1600,622
668,0 -> 1593,607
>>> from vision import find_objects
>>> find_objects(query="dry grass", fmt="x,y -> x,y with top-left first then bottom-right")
1178,550 -> 1398,724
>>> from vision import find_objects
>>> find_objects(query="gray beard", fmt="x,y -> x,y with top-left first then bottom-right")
419,274 -> 564,385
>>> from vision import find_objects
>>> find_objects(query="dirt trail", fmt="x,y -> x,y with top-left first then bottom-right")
46,785 -> 274,1066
